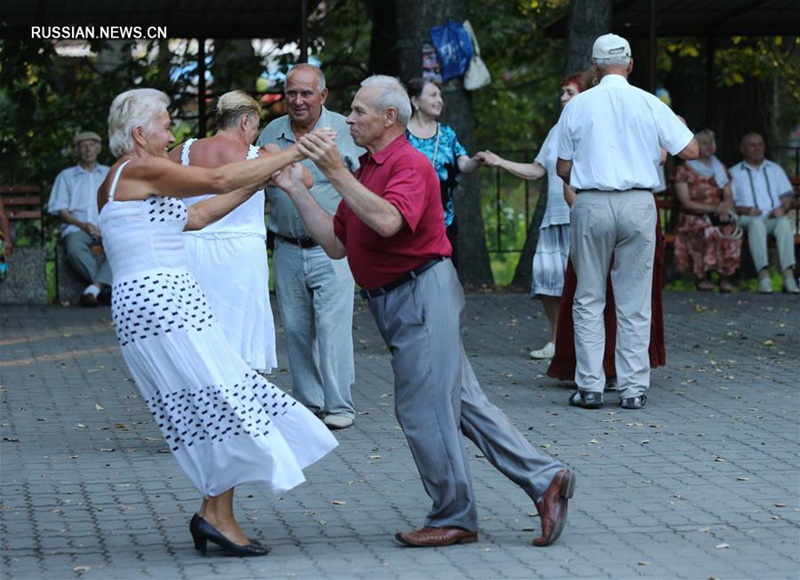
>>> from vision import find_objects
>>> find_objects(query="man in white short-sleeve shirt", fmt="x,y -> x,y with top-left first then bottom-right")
729,132 -> 798,294
556,33 -> 698,410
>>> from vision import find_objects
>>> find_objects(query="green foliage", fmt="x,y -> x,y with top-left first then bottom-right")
467,0 -> 567,152
662,36 -> 800,130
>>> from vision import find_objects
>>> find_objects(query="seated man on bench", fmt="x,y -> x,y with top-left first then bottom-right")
730,132 -> 798,294
47,131 -> 112,306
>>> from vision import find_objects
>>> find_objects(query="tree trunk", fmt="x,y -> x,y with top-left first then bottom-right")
368,0 -> 399,76
511,0 -> 612,289
396,0 -> 494,287
564,0 -> 612,75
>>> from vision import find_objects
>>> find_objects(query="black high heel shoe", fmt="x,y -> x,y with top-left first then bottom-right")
189,514 -> 269,557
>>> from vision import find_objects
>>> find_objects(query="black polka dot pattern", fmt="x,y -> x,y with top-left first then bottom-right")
112,271 -> 213,346
147,195 -> 187,222
144,371 -> 297,451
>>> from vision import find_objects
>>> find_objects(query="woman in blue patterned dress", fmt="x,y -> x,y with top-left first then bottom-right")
406,78 -> 480,269
97,88 -> 337,557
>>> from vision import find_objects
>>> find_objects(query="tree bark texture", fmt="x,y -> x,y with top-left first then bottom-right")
368,0 -> 399,75
395,0 -> 494,287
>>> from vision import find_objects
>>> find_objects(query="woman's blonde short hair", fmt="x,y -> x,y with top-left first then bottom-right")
215,90 -> 261,130
108,88 -> 170,158
694,129 -> 716,147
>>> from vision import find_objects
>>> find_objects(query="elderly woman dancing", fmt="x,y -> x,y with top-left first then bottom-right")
97,88 -> 337,557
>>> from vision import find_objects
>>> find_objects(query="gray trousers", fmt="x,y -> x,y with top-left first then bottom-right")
737,215 -> 796,272
367,259 -> 563,531
63,230 -> 112,287
570,191 -> 656,398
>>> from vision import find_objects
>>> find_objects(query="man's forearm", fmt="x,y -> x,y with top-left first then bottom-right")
325,166 -> 404,238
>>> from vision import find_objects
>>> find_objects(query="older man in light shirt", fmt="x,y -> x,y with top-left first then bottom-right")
47,131 -> 112,306
557,33 -> 698,410
729,132 -> 798,294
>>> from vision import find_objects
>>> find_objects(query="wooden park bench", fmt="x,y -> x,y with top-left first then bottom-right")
0,185 -> 48,304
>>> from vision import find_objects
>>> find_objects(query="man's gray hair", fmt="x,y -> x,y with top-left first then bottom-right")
108,88 -> 170,158
284,63 -> 326,93
593,56 -> 632,70
360,75 -> 412,126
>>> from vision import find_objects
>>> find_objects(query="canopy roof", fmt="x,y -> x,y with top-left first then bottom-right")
546,0 -> 800,38
1,0 -> 318,40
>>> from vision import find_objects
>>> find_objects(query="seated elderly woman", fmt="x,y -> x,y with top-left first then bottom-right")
97,88 -> 337,557
673,129 -> 742,293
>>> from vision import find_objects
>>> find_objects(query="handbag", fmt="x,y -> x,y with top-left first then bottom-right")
462,20 -> 491,91
429,20 -> 473,82
704,210 -> 743,240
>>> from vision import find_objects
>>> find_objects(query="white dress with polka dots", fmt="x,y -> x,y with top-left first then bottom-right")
99,160 -> 337,497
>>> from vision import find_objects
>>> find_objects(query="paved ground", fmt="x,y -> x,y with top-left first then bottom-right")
1,290 -> 798,579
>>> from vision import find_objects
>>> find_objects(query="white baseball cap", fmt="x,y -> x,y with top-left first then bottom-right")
592,34 -> 632,59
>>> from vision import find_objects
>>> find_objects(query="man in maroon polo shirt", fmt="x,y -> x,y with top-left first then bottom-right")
273,75 -> 574,548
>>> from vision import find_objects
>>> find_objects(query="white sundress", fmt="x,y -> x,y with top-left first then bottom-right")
181,139 -> 277,373
99,160 -> 337,497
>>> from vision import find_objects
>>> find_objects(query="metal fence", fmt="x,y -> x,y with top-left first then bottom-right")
482,145 -> 800,255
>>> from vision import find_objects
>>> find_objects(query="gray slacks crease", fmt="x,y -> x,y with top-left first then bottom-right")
367,259 -> 563,531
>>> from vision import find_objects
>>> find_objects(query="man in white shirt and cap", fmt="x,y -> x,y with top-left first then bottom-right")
729,132 -> 798,294
556,33 -> 699,410
47,131 -> 112,306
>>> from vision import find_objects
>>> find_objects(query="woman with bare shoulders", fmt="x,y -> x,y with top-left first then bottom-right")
97,88 -> 337,558
169,91 -> 278,373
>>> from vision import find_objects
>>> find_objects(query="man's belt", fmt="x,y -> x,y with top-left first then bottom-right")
574,188 -> 651,194
359,257 -> 446,299
275,234 -> 319,248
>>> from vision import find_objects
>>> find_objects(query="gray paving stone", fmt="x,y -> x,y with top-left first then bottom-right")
1,291 -> 798,579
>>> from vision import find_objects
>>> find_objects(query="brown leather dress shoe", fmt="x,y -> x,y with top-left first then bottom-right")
395,526 -> 478,547
532,469 -> 576,547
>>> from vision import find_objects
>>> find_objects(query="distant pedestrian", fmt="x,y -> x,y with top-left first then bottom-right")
274,75 -> 575,548
557,33 -> 698,410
